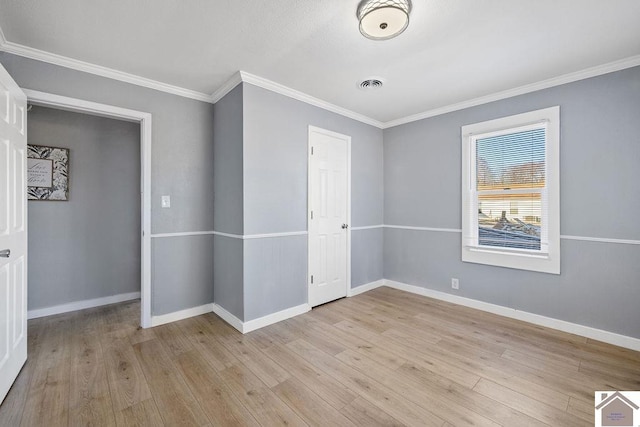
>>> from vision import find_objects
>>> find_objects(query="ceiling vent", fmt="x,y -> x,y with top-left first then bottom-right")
358,78 -> 384,90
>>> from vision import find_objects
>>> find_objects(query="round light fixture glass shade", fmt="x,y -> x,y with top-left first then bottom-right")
357,0 -> 412,40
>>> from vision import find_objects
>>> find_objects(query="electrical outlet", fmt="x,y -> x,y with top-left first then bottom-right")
451,278 -> 459,290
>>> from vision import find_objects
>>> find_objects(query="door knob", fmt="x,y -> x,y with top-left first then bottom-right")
0,249 -> 10,258
341,224 -> 349,229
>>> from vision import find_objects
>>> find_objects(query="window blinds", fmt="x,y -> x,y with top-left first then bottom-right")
473,125 -> 548,252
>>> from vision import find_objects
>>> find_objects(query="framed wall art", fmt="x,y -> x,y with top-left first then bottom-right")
27,144 -> 70,201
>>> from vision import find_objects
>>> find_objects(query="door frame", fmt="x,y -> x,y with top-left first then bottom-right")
23,89 -> 153,328
307,125 -> 351,306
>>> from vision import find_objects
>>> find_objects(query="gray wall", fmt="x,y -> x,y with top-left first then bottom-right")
152,235 -> 214,314
213,85 -> 244,319
244,236 -> 307,320
213,84 -> 244,236
351,228 -> 384,287
27,106 -> 140,310
242,83 -> 384,321
213,236 -> 244,319
384,66 -> 640,338
1,53 -> 216,315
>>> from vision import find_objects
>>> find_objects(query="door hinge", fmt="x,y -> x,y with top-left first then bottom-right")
310,275 -> 314,284
311,146 -> 314,155
310,210 -> 313,220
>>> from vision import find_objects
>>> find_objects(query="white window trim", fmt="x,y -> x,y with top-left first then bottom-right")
461,106 -> 560,274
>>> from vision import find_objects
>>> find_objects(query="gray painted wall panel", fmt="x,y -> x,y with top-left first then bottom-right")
384,117 -> 462,229
243,235 -> 307,321
384,67 -> 640,338
384,228 -> 640,338
213,235 -> 244,320
349,123 -> 385,228
0,53 -> 216,235
151,235 -> 214,315
242,83 -> 384,234
351,228 -> 384,288
557,71 -> 640,239
27,106 -> 140,310
213,84 -> 243,235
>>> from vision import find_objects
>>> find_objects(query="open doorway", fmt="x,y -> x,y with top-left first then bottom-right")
25,90 -> 152,328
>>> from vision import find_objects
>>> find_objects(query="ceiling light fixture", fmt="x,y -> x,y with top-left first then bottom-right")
357,0 -> 412,40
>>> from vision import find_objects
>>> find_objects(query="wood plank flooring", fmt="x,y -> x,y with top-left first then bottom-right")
1,287 -> 639,426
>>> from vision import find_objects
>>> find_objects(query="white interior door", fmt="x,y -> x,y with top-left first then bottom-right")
0,64 -> 28,404
308,126 -> 350,307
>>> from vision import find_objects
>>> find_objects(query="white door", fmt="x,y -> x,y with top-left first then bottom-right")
308,126 -> 350,307
0,64 -> 28,404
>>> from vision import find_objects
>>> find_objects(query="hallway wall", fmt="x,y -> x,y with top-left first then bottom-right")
27,105 -> 140,309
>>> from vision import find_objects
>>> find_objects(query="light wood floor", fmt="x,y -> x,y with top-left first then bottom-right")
1,287 -> 639,426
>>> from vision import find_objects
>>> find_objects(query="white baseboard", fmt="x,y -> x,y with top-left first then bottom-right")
28,291 -> 141,319
243,304 -> 311,333
383,280 -> 640,352
348,279 -> 385,297
212,302 -> 310,334
151,303 -> 214,327
211,303 -> 244,333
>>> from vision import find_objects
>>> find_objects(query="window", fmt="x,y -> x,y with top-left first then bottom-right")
461,107 -> 560,274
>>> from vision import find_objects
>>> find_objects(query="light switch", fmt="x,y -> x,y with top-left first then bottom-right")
161,195 -> 171,208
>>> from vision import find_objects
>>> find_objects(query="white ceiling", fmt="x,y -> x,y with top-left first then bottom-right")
1,0 -> 639,123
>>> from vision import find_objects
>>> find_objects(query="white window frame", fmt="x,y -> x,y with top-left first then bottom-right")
461,106 -> 560,274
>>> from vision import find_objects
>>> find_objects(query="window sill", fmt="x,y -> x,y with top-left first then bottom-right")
462,244 -> 560,274
466,245 -> 549,259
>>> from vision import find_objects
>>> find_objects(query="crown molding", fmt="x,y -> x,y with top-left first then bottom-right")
383,54 -> 640,129
210,70 -> 384,128
0,37 -> 214,103
2,20 -> 638,128
210,71 -> 243,103
238,71 -> 385,128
